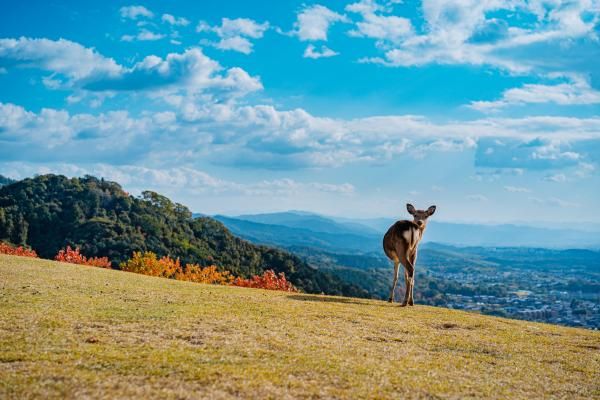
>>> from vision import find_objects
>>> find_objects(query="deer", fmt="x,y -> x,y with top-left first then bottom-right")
383,204 -> 436,306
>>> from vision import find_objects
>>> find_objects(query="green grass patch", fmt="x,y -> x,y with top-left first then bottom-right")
1,254 -> 599,399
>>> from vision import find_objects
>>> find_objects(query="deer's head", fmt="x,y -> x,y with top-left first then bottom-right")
407,203 -> 436,227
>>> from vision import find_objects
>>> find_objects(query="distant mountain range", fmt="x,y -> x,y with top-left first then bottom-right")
212,211 -> 600,303
213,211 -> 600,250
213,215 -> 381,253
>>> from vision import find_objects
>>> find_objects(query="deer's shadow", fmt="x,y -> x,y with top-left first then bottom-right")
287,294 -> 389,307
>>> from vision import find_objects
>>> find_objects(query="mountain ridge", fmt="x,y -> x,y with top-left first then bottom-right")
221,211 -> 600,249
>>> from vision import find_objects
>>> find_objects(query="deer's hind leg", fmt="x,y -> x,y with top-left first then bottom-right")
388,256 -> 401,303
401,268 -> 409,307
408,250 -> 417,306
400,254 -> 415,307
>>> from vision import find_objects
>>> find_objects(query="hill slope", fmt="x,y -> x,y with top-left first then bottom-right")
1,255 -> 598,399
0,174 -> 365,297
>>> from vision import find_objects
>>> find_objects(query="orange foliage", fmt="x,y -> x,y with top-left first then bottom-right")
175,264 -> 234,285
0,241 -> 38,258
2,241 -> 297,293
120,252 -> 233,284
233,269 -> 298,292
54,246 -> 111,268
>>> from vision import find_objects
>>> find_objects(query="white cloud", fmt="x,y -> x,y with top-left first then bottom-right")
574,162 -> 596,178
0,37 -> 122,82
214,36 -> 254,54
303,44 -> 339,59
1,93 -> 599,171
206,18 -> 269,39
161,13 -> 189,26
120,5 -> 154,20
121,29 -> 165,42
0,38 -> 262,98
197,18 -> 269,54
504,186 -> 531,193
293,5 -> 348,41
346,0 -> 413,42
470,75 -> 600,112
85,48 -> 263,96
529,196 -> 579,207
346,0 -> 384,15
0,162 -> 354,198
359,1 -> 600,74
466,194 -> 489,201
545,173 -> 567,182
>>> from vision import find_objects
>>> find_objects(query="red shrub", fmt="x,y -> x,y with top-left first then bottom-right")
0,241 -> 38,258
233,270 -> 298,292
54,246 -> 111,268
84,256 -> 113,268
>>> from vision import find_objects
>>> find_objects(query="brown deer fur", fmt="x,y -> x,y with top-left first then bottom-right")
383,204 -> 436,306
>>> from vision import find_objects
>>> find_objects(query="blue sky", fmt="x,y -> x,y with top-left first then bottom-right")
1,0 -> 599,223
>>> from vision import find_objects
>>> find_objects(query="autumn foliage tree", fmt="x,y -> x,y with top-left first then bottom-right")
120,251 -> 233,285
176,264 -> 234,285
233,270 -> 298,292
54,246 -> 111,268
0,241 -> 38,258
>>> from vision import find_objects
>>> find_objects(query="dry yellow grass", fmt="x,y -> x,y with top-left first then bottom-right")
1,254 -> 599,399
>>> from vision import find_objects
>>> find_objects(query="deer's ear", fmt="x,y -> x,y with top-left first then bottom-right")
407,203 -> 416,215
427,205 -> 436,216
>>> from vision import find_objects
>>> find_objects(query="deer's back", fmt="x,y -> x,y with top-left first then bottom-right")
383,220 -> 421,260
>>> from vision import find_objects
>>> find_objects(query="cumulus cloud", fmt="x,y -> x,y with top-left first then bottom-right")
212,36 -> 254,54
346,0 -> 413,43
161,13 -> 189,26
0,37 -> 122,82
303,44 -> 339,59
0,38 -> 261,98
293,5 -> 348,41
470,75 -> 600,112
83,48 -> 262,96
120,5 -> 154,20
3,99 -> 598,171
121,29 -> 165,42
475,135 -> 598,171
197,18 -> 269,54
359,0 -> 600,74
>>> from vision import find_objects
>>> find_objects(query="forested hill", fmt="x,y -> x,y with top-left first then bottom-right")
0,174 -> 367,297
0,174 -> 15,187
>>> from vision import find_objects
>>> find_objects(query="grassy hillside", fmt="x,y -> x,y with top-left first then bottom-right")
1,255 -> 599,399
0,174 -> 365,297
